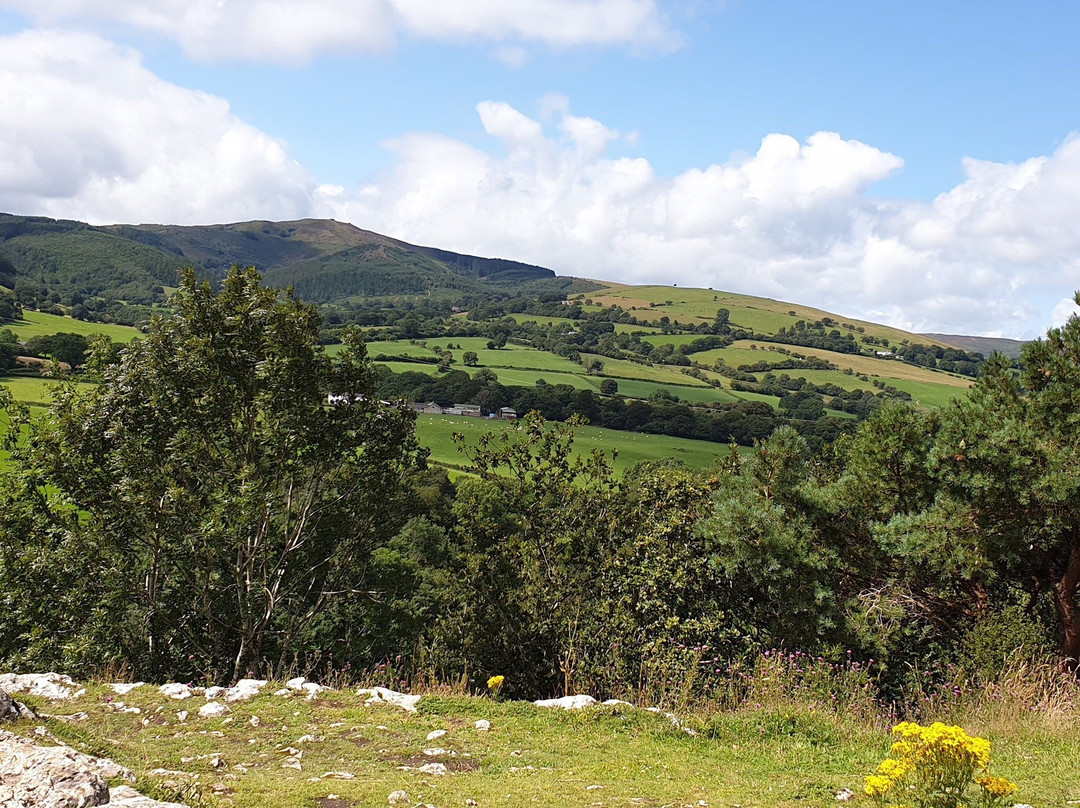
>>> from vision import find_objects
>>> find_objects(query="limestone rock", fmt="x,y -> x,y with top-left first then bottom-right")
203,686 -> 226,700
387,791 -> 411,806
0,728 -> 165,808
109,683 -> 146,696
533,695 -> 597,710
109,785 -> 188,807
223,679 -> 266,702
158,683 -> 192,701
356,687 -> 421,712
198,702 -> 229,719
474,719 -> 491,731
0,690 -> 35,723
0,674 -> 79,701
425,729 -> 447,741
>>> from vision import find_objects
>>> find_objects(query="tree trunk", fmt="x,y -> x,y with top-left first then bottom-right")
1055,533 -> 1080,674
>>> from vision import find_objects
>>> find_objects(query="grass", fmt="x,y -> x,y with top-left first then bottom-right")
1,374 -> 97,407
585,282 -> 955,349
7,658 -> 1077,808
4,310 -> 142,343
417,415 -> 735,474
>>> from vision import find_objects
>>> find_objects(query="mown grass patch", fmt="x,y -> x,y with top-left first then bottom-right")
416,415 -> 734,473
1,374 -> 98,407
5,310 -> 142,343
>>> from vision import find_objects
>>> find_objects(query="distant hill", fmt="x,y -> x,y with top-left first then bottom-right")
923,333 -> 1027,359
0,214 -> 594,304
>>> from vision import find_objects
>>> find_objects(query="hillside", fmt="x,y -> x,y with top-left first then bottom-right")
1,212 -> 992,429
922,332 -> 1027,359
0,214 -> 590,308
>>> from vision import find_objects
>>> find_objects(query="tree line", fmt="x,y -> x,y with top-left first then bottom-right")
1,268 -> 1074,706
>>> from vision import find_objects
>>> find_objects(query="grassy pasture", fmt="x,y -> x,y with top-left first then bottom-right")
580,353 -> 710,386
587,282 -> 953,348
729,341 -> 973,388
507,313 -> 578,328
4,310 -> 142,343
7,670 -> 1075,808
1,374 -> 97,407
417,415 -> 733,473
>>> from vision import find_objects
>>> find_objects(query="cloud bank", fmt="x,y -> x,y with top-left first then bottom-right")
0,30 -> 317,223
0,0 -> 677,63
3,30 -> 1079,338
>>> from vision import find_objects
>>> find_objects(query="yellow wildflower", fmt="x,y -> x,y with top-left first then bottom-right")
976,775 -> 1018,798
486,675 -> 505,692
864,774 -> 894,798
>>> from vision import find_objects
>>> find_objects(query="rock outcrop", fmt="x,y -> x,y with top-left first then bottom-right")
0,692 -> 34,723
0,729 -> 187,808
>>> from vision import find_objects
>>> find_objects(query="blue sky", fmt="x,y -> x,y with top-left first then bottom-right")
1,1 -> 1078,337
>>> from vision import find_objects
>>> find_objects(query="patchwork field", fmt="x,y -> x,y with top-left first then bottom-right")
581,282 -> 952,349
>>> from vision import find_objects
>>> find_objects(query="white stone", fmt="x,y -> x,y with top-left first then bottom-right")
533,695 -> 597,710
111,682 -> 146,695
0,672 -> 79,700
273,688 -> 291,696
322,771 -> 356,780
422,748 -> 449,757
302,682 -> 327,698
474,719 -> 491,731
198,701 -> 229,719
425,729 -> 447,741
388,790 -> 412,806
602,699 -> 634,707
224,679 -> 267,702
177,711 -> 189,723
418,762 -> 447,776
159,683 -> 193,700
204,686 -> 226,699
356,687 -> 421,712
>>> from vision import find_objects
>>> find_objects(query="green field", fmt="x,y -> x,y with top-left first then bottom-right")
4,310 -> 142,343
1,374 -> 97,407
417,414 -> 734,473
587,282 -> 955,349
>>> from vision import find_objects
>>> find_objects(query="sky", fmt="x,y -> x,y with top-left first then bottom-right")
1,1 -> 1079,338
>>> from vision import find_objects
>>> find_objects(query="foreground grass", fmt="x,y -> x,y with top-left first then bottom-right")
10,680 -> 1076,808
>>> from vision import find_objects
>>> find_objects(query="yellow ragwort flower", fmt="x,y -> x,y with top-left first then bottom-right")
864,774 -> 894,798
486,674 -> 505,691
976,775 -> 1018,798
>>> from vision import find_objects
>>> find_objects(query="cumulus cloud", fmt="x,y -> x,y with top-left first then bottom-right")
0,29 -> 317,224
0,0 -> 677,63
322,103 -> 1080,338
3,31 -> 1078,337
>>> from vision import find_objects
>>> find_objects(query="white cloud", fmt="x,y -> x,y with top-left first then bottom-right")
322,102 -> 1080,339
0,30 -> 317,224
1050,296 -> 1080,328
0,0 -> 677,63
